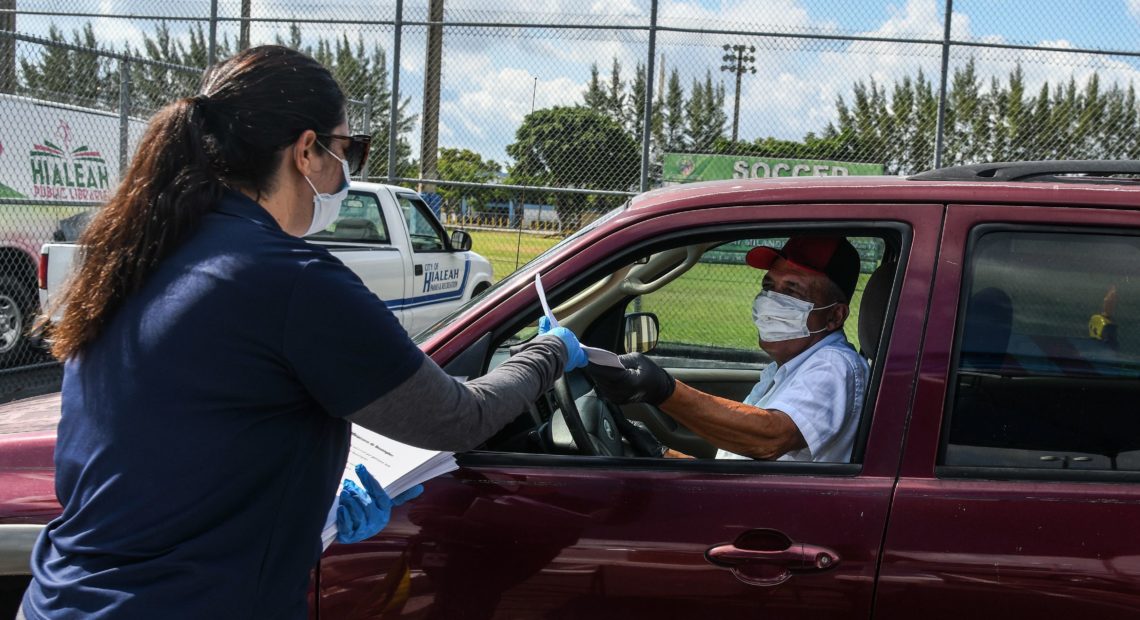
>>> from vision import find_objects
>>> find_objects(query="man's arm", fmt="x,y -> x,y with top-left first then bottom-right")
660,381 -> 806,459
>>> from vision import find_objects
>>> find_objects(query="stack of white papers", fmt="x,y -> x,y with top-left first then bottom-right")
322,424 -> 458,548
341,424 -> 458,497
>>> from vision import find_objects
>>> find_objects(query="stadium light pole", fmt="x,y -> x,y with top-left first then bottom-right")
720,43 -> 756,143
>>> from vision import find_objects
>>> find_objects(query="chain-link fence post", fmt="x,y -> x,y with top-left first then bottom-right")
933,0 -> 954,170
119,57 -> 131,176
388,0 -> 404,183
361,94 -> 372,181
208,0 -> 218,67
513,190 -> 524,271
639,0 -> 658,193
419,0 -> 444,194
0,0 -> 14,94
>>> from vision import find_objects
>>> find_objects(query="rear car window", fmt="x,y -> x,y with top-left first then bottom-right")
306,191 -> 390,243
943,230 -> 1140,473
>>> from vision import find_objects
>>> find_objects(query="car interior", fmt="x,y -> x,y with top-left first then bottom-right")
943,229 -> 1140,473
464,229 -> 903,466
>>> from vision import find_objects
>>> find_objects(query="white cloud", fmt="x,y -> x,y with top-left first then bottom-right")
438,66 -> 583,158
16,0 -> 1140,168
658,0 -> 817,32
1128,0 -> 1140,20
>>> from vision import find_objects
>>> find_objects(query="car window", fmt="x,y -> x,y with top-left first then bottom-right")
398,194 -> 447,252
943,229 -> 1140,473
483,231 -> 890,463
638,237 -> 884,370
411,202 -> 628,346
305,191 -> 390,243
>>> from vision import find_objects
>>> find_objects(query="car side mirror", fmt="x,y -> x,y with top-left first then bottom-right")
450,230 -> 472,252
623,312 -> 660,353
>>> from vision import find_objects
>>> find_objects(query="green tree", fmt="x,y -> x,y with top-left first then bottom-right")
626,61 -> 663,183
437,148 -> 503,213
605,57 -> 625,123
127,21 -> 204,112
684,70 -> 726,152
20,23 -> 115,110
583,62 -> 607,111
662,69 -> 686,151
506,106 -> 639,227
583,57 -> 627,128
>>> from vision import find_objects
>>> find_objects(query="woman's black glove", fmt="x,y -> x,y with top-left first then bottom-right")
585,353 -> 675,406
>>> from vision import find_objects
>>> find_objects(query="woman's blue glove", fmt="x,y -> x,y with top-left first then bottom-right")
538,316 -> 588,372
336,464 -> 424,544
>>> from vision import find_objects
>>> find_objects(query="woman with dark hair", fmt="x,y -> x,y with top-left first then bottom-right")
21,45 -> 585,619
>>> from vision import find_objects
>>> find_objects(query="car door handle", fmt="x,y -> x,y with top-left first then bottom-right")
415,264 -> 423,276
706,542 -> 839,571
706,532 -> 841,587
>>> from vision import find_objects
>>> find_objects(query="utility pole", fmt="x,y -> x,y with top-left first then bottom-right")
418,0 -> 444,194
239,0 -> 251,50
208,0 -> 217,65
0,0 -> 15,94
720,44 -> 756,143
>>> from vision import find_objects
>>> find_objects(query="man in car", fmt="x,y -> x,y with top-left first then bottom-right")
589,235 -> 870,462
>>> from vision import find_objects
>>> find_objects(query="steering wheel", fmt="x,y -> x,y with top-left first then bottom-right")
551,376 -> 601,456
549,372 -> 662,457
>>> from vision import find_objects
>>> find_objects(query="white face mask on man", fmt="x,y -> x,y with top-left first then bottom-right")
752,289 -> 836,342
302,142 -> 350,237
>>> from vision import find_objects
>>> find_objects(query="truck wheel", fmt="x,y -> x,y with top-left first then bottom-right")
0,276 -> 37,368
472,282 -> 491,298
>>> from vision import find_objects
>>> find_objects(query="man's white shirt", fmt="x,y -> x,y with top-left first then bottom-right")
715,330 -> 869,462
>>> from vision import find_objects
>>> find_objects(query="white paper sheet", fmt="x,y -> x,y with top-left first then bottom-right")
534,273 -> 625,369
534,272 -> 560,329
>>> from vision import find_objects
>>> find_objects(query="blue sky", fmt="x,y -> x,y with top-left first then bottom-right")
14,0 -> 1140,165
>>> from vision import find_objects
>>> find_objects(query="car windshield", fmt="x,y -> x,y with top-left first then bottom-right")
412,201 -> 629,344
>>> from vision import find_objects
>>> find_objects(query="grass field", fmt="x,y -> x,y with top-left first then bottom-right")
468,228 -> 872,352
469,229 -> 561,283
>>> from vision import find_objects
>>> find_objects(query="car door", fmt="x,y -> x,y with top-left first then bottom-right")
876,203 -> 1140,619
319,202 -> 942,619
316,190 -> 409,325
395,192 -> 469,335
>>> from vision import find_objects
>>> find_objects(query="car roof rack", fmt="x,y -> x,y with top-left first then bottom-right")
908,160 -> 1140,183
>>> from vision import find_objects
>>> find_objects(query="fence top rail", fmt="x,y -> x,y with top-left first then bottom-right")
390,177 -> 638,198
0,30 -> 201,73
0,198 -> 103,207
8,13 -> 1140,59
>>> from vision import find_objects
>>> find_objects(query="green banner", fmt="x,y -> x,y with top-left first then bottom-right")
663,153 -> 883,183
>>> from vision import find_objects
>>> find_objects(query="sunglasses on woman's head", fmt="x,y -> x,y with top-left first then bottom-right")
318,133 -> 371,176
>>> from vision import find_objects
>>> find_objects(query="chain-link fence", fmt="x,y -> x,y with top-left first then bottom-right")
1,0 -> 1139,395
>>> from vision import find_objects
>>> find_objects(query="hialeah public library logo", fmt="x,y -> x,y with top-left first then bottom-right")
30,120 -> 112,201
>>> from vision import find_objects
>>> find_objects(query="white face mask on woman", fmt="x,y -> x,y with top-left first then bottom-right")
302,142 -> 350,237
751,289 -> 836,342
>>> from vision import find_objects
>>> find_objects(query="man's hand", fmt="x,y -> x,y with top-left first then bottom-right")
585,352 -> 675,406
336,464 -> 424,544
609,413 -> 667,457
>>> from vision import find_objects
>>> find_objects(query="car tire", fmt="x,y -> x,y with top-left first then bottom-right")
0,276 -> 38,368
472,282 -> 491,297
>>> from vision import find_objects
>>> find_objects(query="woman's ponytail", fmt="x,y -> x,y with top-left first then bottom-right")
46,96 -> 224,359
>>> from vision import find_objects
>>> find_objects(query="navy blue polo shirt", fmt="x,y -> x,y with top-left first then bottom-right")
24,190 -> 425,619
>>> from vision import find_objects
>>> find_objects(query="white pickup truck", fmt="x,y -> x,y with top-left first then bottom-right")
38,182 -> 494,337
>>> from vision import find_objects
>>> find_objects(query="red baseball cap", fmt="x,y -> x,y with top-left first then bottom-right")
746,236 -> 860,300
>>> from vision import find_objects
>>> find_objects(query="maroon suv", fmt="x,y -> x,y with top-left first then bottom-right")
3,161 -> 1140,619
